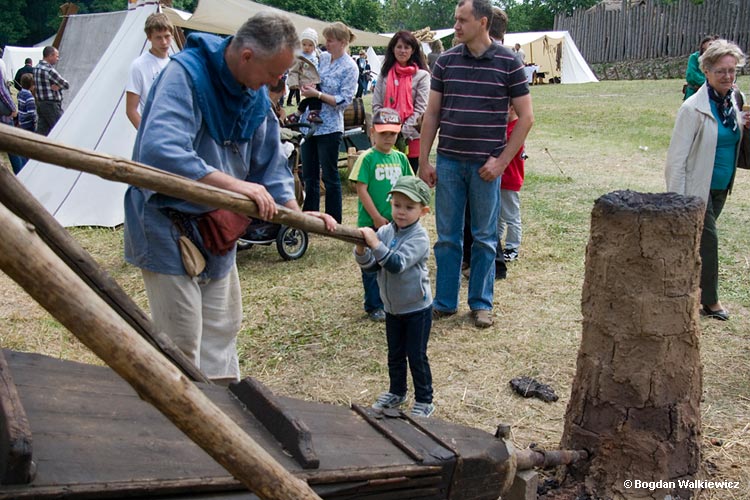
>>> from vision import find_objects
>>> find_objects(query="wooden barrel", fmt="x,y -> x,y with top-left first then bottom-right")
343,98 -> 365,128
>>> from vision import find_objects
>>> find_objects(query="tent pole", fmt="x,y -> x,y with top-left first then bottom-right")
52,3 -> 79,49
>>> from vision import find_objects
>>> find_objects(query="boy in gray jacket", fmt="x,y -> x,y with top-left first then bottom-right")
354,176 -> 435,417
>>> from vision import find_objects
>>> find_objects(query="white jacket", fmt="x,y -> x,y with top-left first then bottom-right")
665,84 -> 744,204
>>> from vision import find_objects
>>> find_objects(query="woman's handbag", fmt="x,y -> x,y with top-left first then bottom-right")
737,94 -> 750,170
738,129 -> 750,170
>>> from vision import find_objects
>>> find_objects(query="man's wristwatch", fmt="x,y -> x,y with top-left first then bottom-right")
318,91 -> 323,100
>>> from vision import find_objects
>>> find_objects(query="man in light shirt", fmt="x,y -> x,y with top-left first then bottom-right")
125,12 -> 174,129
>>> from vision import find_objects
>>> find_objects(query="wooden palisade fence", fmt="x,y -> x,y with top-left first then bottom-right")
555,0 -> 750,64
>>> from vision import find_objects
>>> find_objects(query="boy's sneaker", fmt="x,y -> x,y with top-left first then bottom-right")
410,402 -> 435,418
503,248 -> 519,262
368,309 -> 386,322
372,392 -> 407,410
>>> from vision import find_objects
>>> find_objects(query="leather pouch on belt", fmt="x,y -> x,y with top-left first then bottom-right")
178,235 -> 206,277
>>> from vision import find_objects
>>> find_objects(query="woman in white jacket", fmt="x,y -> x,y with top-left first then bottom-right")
665,39 -> 746,321
372,31 -> 430,174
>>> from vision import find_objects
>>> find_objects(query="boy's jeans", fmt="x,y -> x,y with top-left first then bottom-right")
386,306 -> 433,404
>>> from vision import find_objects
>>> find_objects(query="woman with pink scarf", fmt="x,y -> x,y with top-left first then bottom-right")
372,31 -> 430,173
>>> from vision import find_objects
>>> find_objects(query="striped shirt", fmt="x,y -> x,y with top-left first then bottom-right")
432,42 -> 529,160
33,61 -> 69,102
17,89 -> 37,131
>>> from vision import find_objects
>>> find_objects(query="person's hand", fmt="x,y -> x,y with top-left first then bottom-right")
478,156 -> 507,182
359,227 -> 379,248
419,162 -> 437,188
300,84 -> 318,99
237,181 -> 277,221
51,84 -> 60,92
373,215 -> 389,229
305,211 -> 337,232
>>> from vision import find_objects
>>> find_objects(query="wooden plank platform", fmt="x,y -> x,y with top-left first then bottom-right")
0,350 -> 509,499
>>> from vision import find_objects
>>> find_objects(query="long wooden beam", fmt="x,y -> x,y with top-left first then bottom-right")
0,202 -> 321,500
0,167 -> 209,383
0,125 -> 364,244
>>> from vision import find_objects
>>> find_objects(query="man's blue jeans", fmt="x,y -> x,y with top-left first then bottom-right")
434,154 -> 500,312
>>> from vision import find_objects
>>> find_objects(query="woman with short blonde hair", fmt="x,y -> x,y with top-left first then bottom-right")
322,22 -> 355,45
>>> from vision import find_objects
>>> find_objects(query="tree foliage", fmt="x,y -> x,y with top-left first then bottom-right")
498,0 -> 597,31
262,0 -> 343,22
0,0 -> 30,48
1,0 -> 613,49
538,0 -> 598,16
342,0 -> 384,33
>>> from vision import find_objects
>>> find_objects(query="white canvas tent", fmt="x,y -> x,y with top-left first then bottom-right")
365,47 -> 382,78
503,31 -> 597,84
55,10 -> 129,104
18,0 -> 390,228
164,0 -> 392,47
18,0 -> 161,227
1,46 -> 44,83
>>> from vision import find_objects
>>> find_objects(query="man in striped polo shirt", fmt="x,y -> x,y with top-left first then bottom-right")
419,0 -> 533,328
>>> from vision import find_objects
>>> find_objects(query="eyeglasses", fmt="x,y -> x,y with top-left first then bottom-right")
711,68 -> 737,77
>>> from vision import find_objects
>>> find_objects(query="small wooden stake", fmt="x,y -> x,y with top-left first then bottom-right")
0,203 -> 321,500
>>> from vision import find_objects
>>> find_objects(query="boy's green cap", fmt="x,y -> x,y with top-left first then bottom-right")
388,176 -> 431,206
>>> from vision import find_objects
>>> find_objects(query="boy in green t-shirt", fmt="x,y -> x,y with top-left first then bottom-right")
348,108 -> 414,321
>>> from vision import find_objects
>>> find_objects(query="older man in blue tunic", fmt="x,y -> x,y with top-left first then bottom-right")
124,12 -> 334,384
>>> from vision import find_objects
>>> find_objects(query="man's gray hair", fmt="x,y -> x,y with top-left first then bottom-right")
232,12 -> 299,57
458,0 -> 493,26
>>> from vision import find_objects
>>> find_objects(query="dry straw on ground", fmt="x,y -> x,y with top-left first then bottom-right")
1,78 -> 749,497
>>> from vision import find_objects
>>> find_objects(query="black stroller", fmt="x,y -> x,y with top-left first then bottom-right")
237,122 -> 312,260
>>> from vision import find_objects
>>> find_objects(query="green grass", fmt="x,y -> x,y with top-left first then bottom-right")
2,78 -> 749,496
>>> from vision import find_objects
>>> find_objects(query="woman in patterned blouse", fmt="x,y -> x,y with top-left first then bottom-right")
299,21 -> 358,223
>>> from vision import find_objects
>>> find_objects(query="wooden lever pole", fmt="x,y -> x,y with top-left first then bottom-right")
0,167 -> 210,383
0,126 -> 364,244
0,202 -> 322,500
